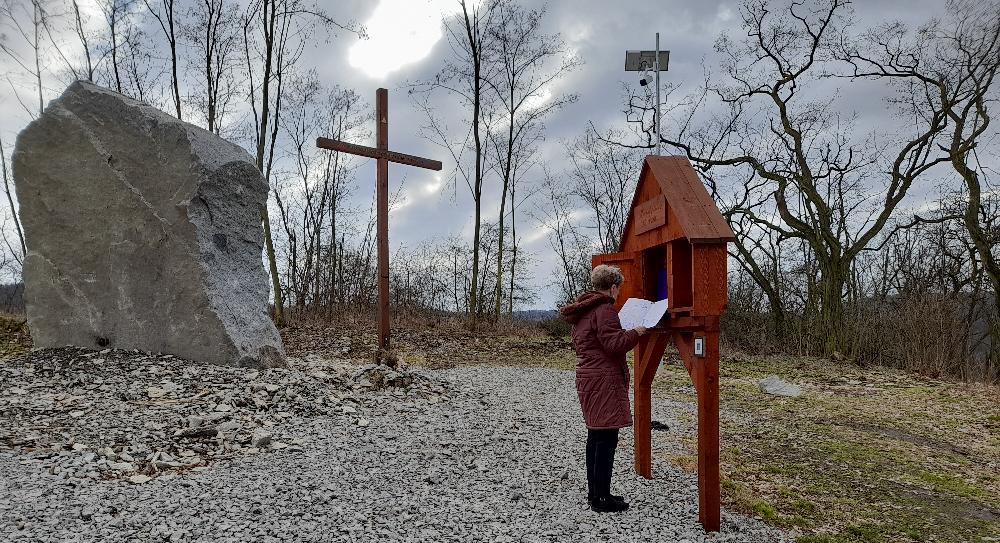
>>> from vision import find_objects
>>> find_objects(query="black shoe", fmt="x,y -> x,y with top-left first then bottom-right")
590,496 -> 629,513
588,494 -> 626,505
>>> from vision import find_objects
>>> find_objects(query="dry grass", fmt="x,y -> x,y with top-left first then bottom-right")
0,313 -> 31,358
279,311 -> 574,370
651,353 -> 1000,543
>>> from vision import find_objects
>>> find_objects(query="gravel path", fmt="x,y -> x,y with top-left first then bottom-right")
1,362 -> 789,542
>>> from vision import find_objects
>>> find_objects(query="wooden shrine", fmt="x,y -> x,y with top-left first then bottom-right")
592,155 -> 735,532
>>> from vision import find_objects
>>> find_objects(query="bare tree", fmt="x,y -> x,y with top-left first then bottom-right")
245,0 -> 306,325
317,87 -> 365,310
71,0 -> 95,81
569,127 -> 643,254
97,0 -> 134,94
274,73 -> 365,313
0,0 -> 48,116
243,0 -> 358,325
274,72 -> 320,309
0,135 -> 25,262
186,0 -> 241,133
415,0 -> 501,327
533,169 -> 592,305
846,0 -> 1000,369
118,17 -> 157,102
143,0 -> 181,118
483,0 -> 579,317
630,0 -> 950,355
453,0 -> 493,326
707,168 -> 790,339
922,3 -> 1000,374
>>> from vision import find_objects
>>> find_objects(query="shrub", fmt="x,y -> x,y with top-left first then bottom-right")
538,316 -> 571,338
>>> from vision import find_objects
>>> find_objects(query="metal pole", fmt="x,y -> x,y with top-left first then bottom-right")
655,32 -> 661,156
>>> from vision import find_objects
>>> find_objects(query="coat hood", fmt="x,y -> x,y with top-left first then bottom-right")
559,291 -> 615,325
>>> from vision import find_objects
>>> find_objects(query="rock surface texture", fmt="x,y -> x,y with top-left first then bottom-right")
13,81 -> 284,367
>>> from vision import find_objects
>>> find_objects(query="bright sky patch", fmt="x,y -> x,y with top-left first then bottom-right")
348,0 -> 465,79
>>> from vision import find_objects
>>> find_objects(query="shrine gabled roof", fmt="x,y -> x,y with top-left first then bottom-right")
619,155 -> 736,251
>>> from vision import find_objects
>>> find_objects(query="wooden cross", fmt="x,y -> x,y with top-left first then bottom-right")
317,88 -> 442,355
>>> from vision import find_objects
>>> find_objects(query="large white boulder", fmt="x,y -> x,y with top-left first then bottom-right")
13,81 -> 285,367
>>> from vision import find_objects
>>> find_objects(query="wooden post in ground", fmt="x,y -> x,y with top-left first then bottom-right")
633,331 -> 670,478
670,325 -> 721,532
634,325 -> 720,532
697,329 -> 721,531
375,89 -> 390,352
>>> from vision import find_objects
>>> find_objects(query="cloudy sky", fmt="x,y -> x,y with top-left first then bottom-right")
0,0 -> 955,309
299,0 -> 945,310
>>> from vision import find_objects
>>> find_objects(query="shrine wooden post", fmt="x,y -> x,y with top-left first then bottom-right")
592,156 -> 734,532
317,88 -> 442,354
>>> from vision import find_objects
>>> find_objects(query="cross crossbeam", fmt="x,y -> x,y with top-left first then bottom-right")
316,138 -> 442,171
316,88 -> 441,356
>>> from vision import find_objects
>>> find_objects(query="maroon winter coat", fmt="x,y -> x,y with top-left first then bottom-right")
560,291 -> 641,430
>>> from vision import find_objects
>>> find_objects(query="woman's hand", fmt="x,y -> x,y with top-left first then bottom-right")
634,326 -> 648,336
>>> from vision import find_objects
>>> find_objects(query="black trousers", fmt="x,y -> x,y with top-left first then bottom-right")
585,428 -> 619,498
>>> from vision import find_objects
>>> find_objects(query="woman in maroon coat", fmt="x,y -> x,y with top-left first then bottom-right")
559,264 -> 647,513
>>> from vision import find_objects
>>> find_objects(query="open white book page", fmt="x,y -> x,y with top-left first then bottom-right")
618,298 -> 651,330
618,298 -> 669,330
642,299 -> 669,327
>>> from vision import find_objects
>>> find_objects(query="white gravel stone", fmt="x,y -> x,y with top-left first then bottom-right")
250,431 -> 272,449
0,358 -> 789,542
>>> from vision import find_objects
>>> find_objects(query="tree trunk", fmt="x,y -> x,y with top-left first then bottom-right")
493,113 -> 514,319
463,1 -> 482,329
145,0 -> 181,120
170,31 -> 181,120
508,181 -> 516,315
327,192 -> 339,315
206,23 -> 215,131
251,0 -> 284,325
110,6 -> 122,93
960,163 -> 1000,376
32,2 -> 42,114
261,204 -> 284,326
494,189 -> 507,319
990,292 -> 1000,378
817,258 -> 848,357
72,1 -> 94,81
470,202 -> 481,324
0,136 -> 26,257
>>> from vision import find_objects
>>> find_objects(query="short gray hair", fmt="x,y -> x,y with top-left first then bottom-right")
591,264 -> 624,291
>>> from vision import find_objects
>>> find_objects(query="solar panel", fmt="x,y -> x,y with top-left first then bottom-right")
624,50 -> 670,72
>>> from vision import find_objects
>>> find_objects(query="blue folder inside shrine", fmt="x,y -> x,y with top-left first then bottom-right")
656,268 -> 668,302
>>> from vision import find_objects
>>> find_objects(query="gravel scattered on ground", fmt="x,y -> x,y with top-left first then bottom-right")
0,350 -> 789,542
0,347 -> 450,481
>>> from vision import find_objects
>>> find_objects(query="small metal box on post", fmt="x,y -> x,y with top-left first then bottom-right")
591,155 -> 735,532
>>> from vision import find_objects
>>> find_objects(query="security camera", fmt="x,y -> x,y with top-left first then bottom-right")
639,69 -> 653,86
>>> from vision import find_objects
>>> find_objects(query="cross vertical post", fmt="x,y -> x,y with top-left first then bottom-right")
376,88 -> 390,352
